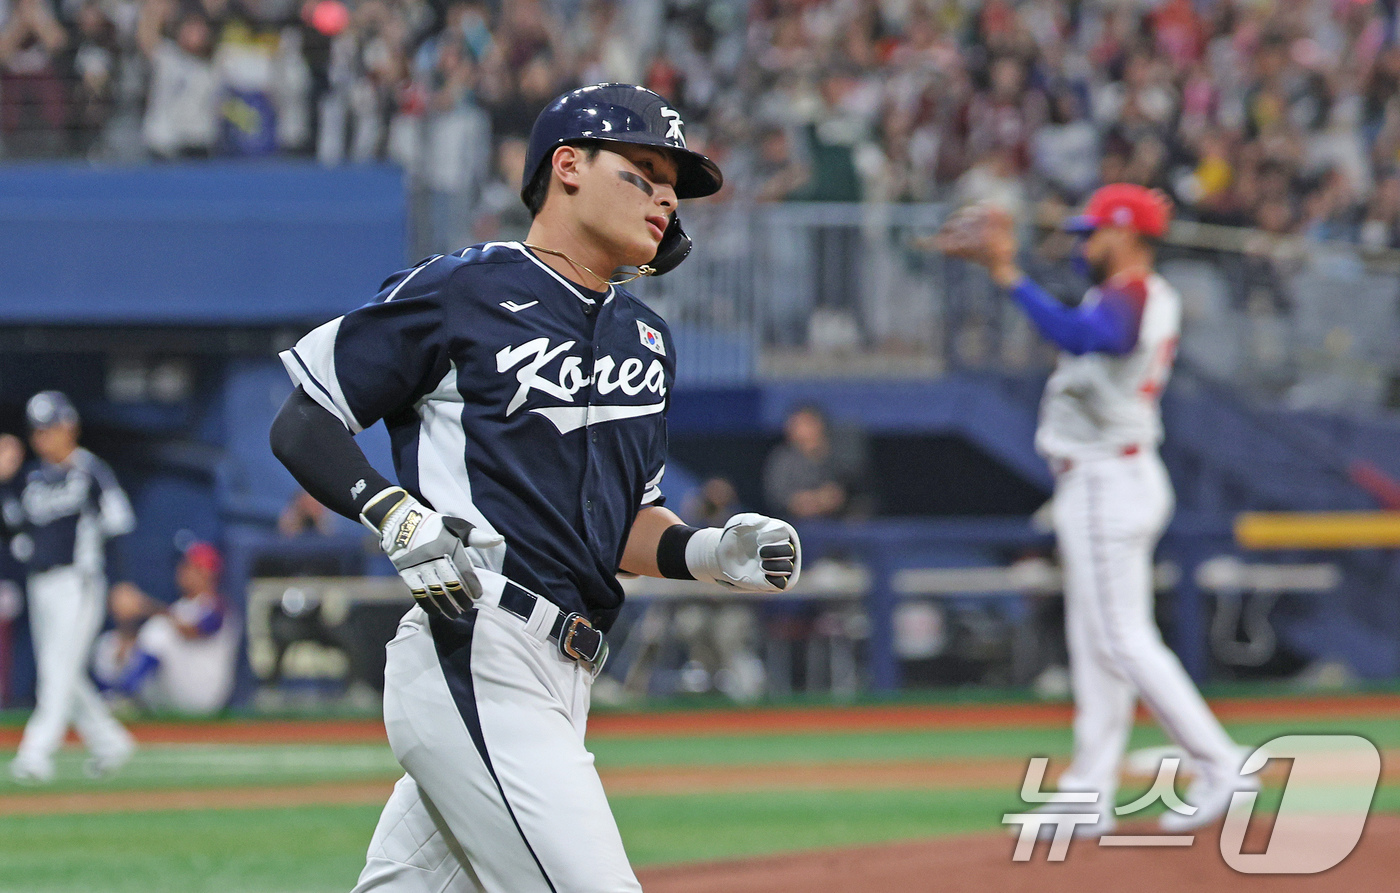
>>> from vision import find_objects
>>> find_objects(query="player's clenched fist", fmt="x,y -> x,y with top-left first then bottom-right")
685,513 -> 802,593
360,487 -> 504,617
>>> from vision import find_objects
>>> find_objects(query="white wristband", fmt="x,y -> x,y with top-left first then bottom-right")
683,526 -> 725,584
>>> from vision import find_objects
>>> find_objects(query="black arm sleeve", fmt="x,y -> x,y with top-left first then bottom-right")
0,484 -> 20,538
104,533 -> 129,584
269,386 -> 396,522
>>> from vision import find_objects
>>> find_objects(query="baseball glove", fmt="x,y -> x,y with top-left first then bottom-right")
933,203 -> 1017,270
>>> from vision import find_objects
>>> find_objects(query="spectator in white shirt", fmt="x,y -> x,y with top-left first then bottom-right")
139,0 -> 220,158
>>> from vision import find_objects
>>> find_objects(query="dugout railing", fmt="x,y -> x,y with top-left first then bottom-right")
231,516 -> 1342,701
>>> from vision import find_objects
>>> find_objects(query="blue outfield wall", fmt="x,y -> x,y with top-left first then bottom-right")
0,162 -> 406,324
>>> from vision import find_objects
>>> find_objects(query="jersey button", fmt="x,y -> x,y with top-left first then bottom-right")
590,430 -> 598,443
585,500 -> 593,512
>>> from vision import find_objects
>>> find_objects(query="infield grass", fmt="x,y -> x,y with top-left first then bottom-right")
0,708 -> 1396,892
589,716 -> 1400,767
1,715 -> 1393,795
0,805 -> 377,893
6,780 -> 1383,892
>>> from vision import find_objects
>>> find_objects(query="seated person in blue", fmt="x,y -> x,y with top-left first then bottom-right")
93,541 -> 238,715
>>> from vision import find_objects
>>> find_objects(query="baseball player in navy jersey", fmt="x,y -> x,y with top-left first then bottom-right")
937,185 -> 1255,835
1,391 -> 137,784
269,83 -> 801,892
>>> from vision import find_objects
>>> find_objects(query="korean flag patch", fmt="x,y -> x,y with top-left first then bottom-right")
637,320 -> 666,356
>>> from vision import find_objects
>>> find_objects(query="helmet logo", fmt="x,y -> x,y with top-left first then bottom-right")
661,107 -> 686,147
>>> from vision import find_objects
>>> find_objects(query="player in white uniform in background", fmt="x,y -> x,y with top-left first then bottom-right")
937,185 -> 1255,834
93,540 -> 238,716
1,392 -> 137,783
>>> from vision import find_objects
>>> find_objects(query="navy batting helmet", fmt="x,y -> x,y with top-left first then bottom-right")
26,391 -> 78,430
521,83 -> 722,203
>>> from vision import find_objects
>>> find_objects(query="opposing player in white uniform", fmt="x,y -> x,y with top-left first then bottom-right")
938,185 -> 1253,834
93,540 -> 238,715
269,84 -> 802,892
1,391 -> 137,783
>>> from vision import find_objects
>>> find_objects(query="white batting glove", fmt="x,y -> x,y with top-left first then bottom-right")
686,512 -> 802,593
360,487 -> 504,617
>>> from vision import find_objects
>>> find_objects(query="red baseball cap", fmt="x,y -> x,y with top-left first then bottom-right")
1064,183 -> 1172,238
182,542 -> 223,577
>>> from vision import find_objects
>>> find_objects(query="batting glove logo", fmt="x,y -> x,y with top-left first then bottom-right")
360,487 -> 504,617
393,510 -> 422,550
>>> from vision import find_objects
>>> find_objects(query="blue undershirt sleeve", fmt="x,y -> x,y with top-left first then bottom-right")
117,650 -> 161,695
1009,277 -> 1140,356
194,604 -> 225,636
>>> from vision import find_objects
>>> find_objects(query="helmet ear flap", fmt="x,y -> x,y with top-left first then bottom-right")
641,214 -> 692,276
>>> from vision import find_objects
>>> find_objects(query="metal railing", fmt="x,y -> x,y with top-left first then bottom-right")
410,193 -> 1400,407
633,203 -> 1400,410
629,203 -> 962,381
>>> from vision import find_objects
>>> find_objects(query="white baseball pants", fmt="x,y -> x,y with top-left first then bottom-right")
15,565 -> 133,767
351,579 -> 641,893
133,613 -> 239,715
1051,450 -> 1239,803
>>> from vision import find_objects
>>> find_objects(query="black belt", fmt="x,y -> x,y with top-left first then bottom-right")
498,581 -> 609,672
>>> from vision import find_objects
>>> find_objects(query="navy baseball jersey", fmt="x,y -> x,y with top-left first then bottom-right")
281,241 -> 674,632
1,449 -> 135,575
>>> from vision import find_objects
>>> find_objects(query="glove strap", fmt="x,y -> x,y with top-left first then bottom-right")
360,486 -> 409,534
683,526 -> 725,585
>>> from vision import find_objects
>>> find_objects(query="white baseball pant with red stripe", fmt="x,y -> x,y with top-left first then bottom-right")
1050,448 -> 1239,803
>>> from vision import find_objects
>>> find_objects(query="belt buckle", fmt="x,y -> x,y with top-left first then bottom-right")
559,612 -> 608,676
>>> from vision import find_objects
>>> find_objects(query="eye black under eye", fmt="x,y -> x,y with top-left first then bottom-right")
634,157 -> 675,187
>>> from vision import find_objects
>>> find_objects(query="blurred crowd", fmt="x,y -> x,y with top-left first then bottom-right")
6,0 -> 1400,248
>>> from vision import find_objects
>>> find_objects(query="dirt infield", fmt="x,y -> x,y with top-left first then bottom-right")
636,814 -> 1400,893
